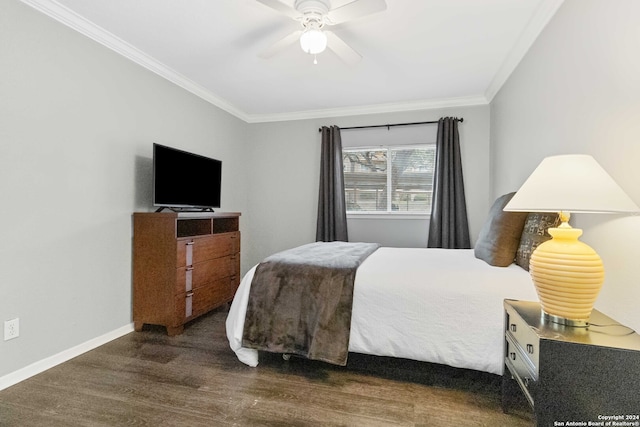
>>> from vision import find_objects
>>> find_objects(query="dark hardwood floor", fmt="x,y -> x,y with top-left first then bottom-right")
0,307 -> 533,426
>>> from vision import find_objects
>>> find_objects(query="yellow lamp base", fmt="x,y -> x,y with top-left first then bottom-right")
529,220 -> 604,327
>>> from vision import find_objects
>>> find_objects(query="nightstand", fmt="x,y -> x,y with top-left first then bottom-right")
502,299 -> 640,427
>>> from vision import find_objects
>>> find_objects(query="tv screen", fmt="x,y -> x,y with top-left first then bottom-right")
153,143 -> 222,210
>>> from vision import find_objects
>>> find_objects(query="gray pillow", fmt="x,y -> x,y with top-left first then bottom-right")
474,193 -> 529,267
515,212 -> 561,271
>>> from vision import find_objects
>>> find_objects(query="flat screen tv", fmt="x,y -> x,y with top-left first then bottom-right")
153,143 -> 222,211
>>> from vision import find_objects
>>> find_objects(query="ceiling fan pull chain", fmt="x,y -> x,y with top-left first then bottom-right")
313,54 -> 318,65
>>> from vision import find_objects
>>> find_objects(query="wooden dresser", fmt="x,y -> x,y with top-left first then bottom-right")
133,212 -> 241,336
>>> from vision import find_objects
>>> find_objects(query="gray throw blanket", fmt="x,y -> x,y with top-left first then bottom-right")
242,241 -> 380,366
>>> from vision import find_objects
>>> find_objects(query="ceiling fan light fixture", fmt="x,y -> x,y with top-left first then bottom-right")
299,28 -> 327,54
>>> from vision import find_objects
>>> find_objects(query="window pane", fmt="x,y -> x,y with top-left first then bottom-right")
343,146 -> 435,213
343,150 -> 387,211
390,147 -> 435,212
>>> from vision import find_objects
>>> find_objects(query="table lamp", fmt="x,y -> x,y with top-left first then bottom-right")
504,154 -> 639,327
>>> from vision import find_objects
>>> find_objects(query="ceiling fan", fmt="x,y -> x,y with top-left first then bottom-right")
256,0 -> 387,65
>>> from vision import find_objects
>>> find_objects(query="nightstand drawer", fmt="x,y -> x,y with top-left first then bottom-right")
505,333 -> 537,383
505,304 -> 539,372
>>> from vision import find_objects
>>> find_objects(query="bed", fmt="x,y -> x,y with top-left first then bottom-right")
225,193 -> 557,375
227,247 -> 537,375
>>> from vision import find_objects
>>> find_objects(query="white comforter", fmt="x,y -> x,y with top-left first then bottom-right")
226,247 -> 538,375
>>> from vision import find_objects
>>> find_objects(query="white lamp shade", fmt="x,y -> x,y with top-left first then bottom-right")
300,29 -> 327,55
504,154 -> 639,214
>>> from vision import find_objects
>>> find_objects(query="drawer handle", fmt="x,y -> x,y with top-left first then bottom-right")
186,267 -> 194,271
186,291 -> 194,297
510,324 -> 517,332
527,344 -> 534,354
510,352 -> 516,361
186,241 -> 195,246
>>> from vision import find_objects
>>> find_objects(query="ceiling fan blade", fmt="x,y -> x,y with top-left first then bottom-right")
325,31 -> 362,65
327,0 -> 387,24
255,0 -> 299,19
259,30 -> 303,58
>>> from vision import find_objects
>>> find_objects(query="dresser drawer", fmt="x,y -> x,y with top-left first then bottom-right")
175,276 -> 238,321
176,232 -> 240,267
192,277 -> 237,315
175,254 -> 240,295
505,304 -> 539,373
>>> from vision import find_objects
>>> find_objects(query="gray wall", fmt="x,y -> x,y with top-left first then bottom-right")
15,0 -> 627,385
491,0 -> 640,331
0,1 -> 248,378
244,106 -> 491,267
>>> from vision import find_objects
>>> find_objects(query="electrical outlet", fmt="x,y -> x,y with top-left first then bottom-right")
4,318 -> 19,341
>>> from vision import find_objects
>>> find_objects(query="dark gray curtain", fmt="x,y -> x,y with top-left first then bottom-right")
427,117 -> 471,249
316,126 -> 348,242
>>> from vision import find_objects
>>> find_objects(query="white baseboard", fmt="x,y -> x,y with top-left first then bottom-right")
0,323 -> 134,391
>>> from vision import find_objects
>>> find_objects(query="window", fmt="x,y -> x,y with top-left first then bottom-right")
343,145 -> 436,214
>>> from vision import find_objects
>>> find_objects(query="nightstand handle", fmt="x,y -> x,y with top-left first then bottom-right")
510,324 -> 517,332
527,344 -> 534,354
510,352 -> 516,361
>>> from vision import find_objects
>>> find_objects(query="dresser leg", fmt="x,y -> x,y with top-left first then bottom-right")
134,321 -> 144,332
166,325 -> 184,336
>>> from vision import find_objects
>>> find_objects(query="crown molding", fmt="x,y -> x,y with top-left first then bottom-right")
244,95 -> 489,123
21,0 -> 552,124
19,0 -> 252,122
484,0 -> 564,102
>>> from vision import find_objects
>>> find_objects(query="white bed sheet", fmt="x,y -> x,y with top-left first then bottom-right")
225,247 -> 538,375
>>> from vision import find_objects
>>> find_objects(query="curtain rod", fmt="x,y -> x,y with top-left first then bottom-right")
318,118 -> 463,132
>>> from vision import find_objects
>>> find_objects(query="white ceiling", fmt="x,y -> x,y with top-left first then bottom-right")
22,0 -> 564,122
